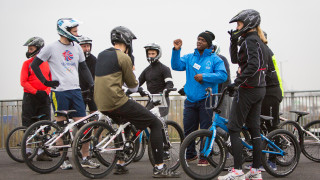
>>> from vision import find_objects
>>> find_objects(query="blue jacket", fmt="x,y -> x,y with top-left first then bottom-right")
171,48 -> 227,103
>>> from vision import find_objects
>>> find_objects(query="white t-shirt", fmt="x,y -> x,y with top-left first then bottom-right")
37,41 -> 85,91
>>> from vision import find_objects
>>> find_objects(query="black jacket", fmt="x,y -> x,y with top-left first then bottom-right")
139,61 -> 174,94
79,54 -> 96,90
230,31 -> 267,88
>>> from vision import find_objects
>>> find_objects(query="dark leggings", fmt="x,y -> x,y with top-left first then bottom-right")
230,128 -> 261,169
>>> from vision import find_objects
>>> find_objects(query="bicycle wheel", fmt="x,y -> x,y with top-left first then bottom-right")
133,131 -> 147,162
261,129 -> 300,177
278,120 -> 303,146
21,120 -> 67,174
147,120 -> 184,171
179,129 -> 226,180
302,120 -> 320,162
72,121 -> 118,179
6,126 -> 28,163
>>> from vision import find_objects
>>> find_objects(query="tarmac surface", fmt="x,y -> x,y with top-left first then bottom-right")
0,149 -> 319,180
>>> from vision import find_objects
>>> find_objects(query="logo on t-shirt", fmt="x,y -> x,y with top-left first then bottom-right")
63,50 -> 74,61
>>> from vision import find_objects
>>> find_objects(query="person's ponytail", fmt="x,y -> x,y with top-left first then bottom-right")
257,26 -> 268,44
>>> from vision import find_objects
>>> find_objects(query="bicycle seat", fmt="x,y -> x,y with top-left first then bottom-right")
260,115 -> 273,121
31,114 -> 46,120
289,110 -> 309,116
55,110 -> 77,116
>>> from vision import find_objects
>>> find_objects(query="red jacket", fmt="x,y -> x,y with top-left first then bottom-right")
20,57 -> 51,95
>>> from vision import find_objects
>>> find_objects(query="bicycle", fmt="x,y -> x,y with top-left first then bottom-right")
179,87 -> 301,179
6,114 -> 47,163
278,110 -> 320,162
21,110 -> 109,174
132,88 -> 180,162
71,88 -> 184,179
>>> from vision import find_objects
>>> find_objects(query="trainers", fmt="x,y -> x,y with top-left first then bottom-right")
218,168 -> 245,180
186,155 -> 198,162
60,160 -> 73,170
197,159 -> 209,166
113,164 -> 129,175
163,151 -> 171,161
36,152 -> 52,161
153,164 -> 181,178
81,158 -> 100,168
244,164 -> 265,172
268,161 -> 277,171
244,168 -> 262,180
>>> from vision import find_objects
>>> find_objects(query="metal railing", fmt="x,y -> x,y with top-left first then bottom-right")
1,90 -> 320,148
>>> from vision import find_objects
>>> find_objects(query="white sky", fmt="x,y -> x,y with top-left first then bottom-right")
0,0 -> 319,100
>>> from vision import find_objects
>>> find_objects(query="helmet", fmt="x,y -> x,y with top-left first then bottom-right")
211,40 -> 221,55
78,36 -> 92,58
23,37 -> 45,58
144,43 -> 162,63
229,9 -> 261,39
110,26 -> 137,48
57,18 -> 81,43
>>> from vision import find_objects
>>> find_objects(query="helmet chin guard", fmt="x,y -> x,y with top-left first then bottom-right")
144,43 -> 162,64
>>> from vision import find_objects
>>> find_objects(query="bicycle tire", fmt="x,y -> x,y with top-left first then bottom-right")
179,129 -> 226,180
21,120 -> 67,174
147,120 -> 184,171
301,120 -> 320,162
261,129 -> 300,177
278,120 -> 304,147
133,130 -> 147,162
72,121 -> 118,179
6,126 -> 28,163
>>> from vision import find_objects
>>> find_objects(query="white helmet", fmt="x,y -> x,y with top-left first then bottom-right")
212,40 -> 221,55
57,18 -> 81,43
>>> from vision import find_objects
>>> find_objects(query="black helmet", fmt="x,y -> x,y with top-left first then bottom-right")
110,26 -> 137,47
78,36 -> 92,58
144,43 -> 162,63
23,37 -> 45,58
229,9 -> 261,39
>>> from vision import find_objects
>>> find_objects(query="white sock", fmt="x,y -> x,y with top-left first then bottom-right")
83,156 -> 87,161
156,164 -> 164,169
234,169 -> 243,174
37,148 -> 44,155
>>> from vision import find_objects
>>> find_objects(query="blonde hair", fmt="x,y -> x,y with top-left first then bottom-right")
257,26 -> 268,44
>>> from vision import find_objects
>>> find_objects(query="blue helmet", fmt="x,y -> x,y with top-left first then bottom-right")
57,18 -> 81,43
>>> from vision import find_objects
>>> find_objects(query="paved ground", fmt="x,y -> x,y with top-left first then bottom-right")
0,149 -> 319,180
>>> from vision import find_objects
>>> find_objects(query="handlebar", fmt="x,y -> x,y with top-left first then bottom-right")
205,87 -> 228,113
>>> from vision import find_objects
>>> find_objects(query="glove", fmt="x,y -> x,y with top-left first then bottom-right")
178,87 -> 185,96
138,87 -> 147,97
228,29 -> 240,42
44,80 -> 60,89
35,90 -> 47,99
227,83 -> 237,97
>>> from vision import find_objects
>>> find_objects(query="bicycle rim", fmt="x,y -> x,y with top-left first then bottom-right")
302,120 -> 320,162
6,126 -> 27,163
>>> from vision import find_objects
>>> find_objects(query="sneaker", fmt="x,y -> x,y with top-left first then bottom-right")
113,164 -> 129,175
60,160 -> 73,170
36,152 -> 52,161
268,161 -> 277,171
163,151 -> 171,161
197,159 -> 210,166
81,158 -> 100,168
186,155 -> 198,162
153,164 -> 181,178
244,164 -> 265,172
218,168 -> 245,180
244,168 -> 262,180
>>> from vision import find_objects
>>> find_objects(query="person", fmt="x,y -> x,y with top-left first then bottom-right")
218,9 -> 268,180
78,36 -> 97,114
171,32 -> 227,166
139,43 -> 174,117
31,18 -> 99,170
20,36 -> 52,161
244,31 -> 284,172
94,26 -> 180,178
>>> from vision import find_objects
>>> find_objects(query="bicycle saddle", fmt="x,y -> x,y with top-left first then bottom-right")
55,110 -> 77,116
260,115 -> 273,121
289,110 -> 309,116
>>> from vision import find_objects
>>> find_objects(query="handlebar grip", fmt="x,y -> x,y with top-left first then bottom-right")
166,88 -> 177,91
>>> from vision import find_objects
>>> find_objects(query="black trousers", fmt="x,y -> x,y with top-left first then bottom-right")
102,99 -> 164,164
22,92 -> 51,127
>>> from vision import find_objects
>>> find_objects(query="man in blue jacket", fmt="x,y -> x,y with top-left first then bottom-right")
171,32 -> 227,166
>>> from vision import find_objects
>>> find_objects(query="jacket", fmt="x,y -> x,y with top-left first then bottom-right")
171,48 -> 227,102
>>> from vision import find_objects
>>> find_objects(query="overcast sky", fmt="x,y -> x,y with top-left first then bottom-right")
0,0 -> 319,100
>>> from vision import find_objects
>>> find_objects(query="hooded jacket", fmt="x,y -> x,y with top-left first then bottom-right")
171,48 -> 227,103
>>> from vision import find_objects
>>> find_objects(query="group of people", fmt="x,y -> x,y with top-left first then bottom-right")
19,8 -> 283,179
